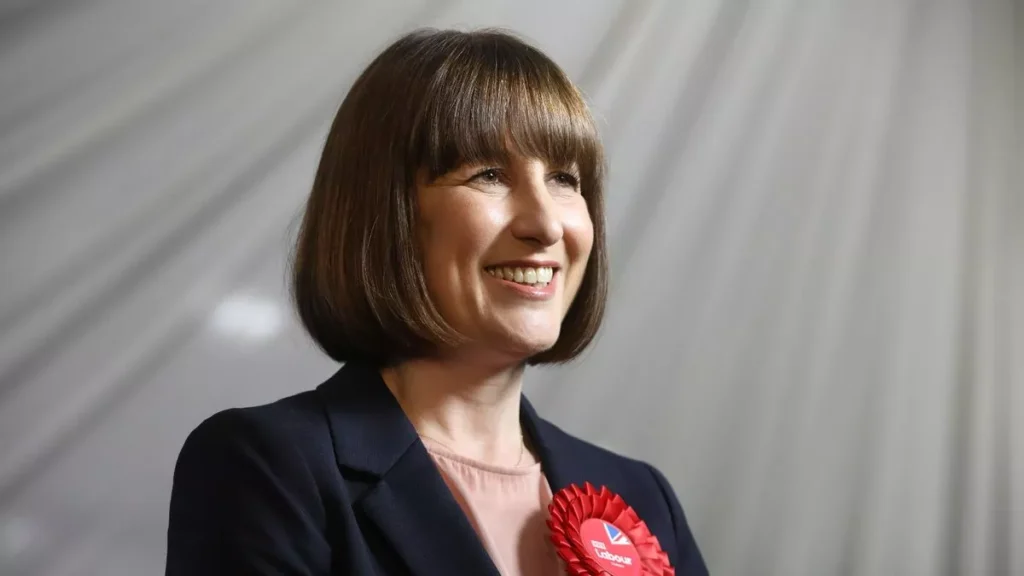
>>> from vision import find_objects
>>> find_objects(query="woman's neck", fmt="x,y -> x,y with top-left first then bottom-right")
380,357 -> 528,466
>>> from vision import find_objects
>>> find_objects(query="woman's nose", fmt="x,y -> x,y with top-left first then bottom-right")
509,172 -> 564,247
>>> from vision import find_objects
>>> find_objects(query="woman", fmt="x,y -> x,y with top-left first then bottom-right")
166,28 -> 707,575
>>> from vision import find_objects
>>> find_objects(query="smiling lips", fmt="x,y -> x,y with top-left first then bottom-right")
484,264 -> 558,299
485,265 -> 554,286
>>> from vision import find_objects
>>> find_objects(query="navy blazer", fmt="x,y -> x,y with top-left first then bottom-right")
166,362 -> 708,575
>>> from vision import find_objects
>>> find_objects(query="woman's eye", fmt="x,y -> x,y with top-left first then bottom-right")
553,172 -> 580,190
471,168 -> 502,184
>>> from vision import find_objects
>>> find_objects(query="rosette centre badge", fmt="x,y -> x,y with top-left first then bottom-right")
579,518 -> 642,575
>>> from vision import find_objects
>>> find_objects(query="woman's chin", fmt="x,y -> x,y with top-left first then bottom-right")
497,332 -> 560,360
460,321 -> 562,363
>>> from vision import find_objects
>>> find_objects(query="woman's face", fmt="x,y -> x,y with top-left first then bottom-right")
416,152 -> 593,361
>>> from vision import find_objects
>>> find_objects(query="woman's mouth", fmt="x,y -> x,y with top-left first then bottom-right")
484,265 -> 554,287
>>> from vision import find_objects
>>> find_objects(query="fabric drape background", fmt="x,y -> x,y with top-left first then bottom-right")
0,1 -> 1019,574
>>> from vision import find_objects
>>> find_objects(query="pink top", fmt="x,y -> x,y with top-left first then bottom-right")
423,438 -> 563,576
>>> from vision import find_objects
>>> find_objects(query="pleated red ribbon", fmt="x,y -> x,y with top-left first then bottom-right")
548,482 -> 675,575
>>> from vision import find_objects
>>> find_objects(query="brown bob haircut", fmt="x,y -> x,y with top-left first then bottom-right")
291,28 -> 608,367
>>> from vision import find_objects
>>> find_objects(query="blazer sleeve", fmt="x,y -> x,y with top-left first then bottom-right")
165,409 -> 331,576
646,463 -> 709,575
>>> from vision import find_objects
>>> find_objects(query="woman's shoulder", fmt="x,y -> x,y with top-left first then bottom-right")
173,389 -> 335,486
167,390 -> 340,574
184,389 -> 326,447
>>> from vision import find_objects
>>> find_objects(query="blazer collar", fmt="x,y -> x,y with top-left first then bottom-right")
519,391 -> 575,492
315,362 -> 418,476
316,362 -> 570,481
317,362 -> 574,576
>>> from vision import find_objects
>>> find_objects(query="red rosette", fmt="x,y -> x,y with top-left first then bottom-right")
547,482 -> 675,575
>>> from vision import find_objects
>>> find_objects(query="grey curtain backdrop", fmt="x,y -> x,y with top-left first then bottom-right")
0,1 -> 1019,574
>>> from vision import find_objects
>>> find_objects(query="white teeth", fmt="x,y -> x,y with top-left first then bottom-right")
486,265 -> 555,286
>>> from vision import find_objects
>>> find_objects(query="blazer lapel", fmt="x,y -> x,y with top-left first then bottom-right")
358,446 -> 499,575
520,394 -> 583,494
317,363 -> 499,576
